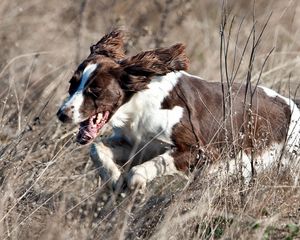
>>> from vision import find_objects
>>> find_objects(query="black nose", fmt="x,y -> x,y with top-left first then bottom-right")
57,108 -> 71,123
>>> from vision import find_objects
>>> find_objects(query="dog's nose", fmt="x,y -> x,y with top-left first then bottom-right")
57,108 -> 71,123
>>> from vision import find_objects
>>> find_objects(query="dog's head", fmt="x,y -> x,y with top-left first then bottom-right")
57,30 -> 189,144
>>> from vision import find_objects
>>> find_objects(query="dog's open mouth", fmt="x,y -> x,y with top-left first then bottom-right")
76,111 -> 110,144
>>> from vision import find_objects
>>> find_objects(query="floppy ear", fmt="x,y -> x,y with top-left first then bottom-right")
90,30 -> 125,60
120,43 -> 189,76
118,43 -> 189,92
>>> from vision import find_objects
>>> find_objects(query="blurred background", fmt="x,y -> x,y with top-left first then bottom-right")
1,0 -> 300,239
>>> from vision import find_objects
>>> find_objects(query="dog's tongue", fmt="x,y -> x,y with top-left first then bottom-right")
76,111 -> 109,145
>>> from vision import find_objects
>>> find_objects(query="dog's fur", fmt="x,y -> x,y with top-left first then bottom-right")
57,30 -> 300,190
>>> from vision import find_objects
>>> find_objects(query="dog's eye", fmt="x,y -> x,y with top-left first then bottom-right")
85,87 -> 102,98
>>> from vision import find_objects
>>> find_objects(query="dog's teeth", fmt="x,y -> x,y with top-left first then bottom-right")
96,113 -> 102,124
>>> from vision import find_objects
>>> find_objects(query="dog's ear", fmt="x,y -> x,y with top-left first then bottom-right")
118,44 -> 189,92
120,43 -> 189,77
90,30 -> 125,60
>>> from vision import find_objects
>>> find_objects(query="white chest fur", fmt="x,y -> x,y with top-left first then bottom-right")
109,71 -> 184,144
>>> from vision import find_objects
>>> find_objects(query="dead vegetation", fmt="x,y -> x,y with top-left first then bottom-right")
0,0 -> 300,239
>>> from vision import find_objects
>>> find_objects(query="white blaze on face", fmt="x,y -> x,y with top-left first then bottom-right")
61,64 -> 98,123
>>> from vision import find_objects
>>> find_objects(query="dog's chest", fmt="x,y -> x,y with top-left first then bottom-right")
129,96 -> 183,143
110,72 -> 184,144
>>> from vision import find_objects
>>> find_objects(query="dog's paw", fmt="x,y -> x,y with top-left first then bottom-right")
126,167 -> 147,193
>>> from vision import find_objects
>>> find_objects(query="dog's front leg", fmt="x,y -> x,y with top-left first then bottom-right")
126,150 -> 183,191
90,138 -> 132,189
90,142 -> 121,188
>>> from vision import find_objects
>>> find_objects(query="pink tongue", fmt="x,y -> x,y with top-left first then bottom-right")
77,117 -> 98,144
76,112 -> 109,145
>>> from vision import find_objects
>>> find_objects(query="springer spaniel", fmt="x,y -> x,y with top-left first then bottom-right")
57,30 -> 300,190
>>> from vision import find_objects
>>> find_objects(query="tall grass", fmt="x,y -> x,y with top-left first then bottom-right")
0,0 -> 300,239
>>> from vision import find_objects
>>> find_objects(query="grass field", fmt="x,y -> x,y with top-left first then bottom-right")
1,0 -> 300,239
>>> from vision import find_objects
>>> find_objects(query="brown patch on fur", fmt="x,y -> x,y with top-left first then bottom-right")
119,43 -> 189,92
80,57 -> 127,119
161,75 -> 292,172
90,30 -> 126,60
121,43 -> 189,75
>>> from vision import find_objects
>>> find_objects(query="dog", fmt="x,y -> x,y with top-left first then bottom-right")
57,30 -> 300,190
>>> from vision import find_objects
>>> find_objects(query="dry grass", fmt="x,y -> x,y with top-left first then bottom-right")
1,0 -> 300,239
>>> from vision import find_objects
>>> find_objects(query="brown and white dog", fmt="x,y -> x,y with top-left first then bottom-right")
57,30 -> 300,190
